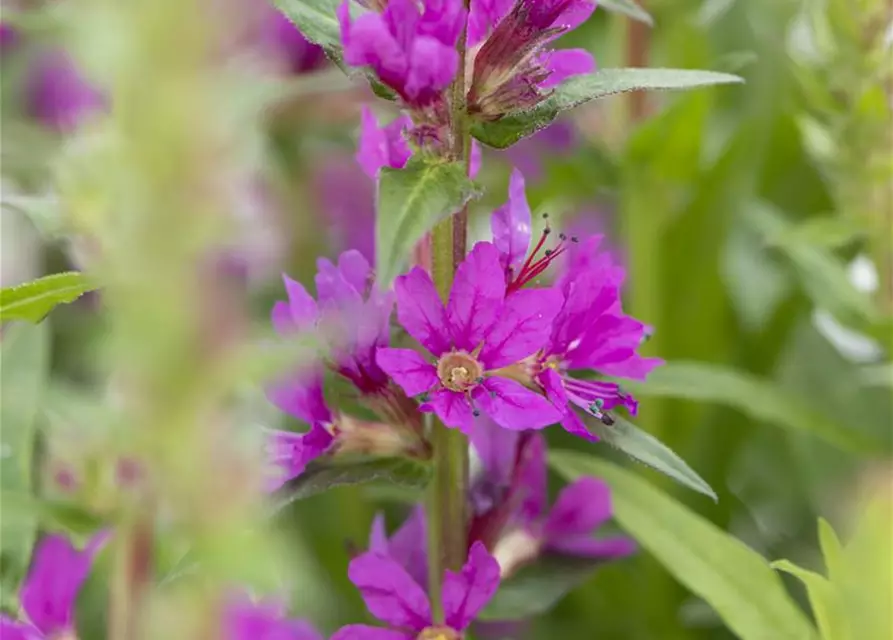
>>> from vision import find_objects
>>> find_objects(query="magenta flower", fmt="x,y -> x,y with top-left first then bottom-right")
0,533 -> 107,640
467,0 -> 596,119
332,541 -> 500,640
368,506 -> 428,588
357,106 -> 414,178
263,10 -> 326,74
376,242 -> 562,433
26,50 -> 103,132
0,22 -> 17,53
314,154 -> 376,262
224,595 -> 322,640
504,121 -> 578,181
338,0 -> 466,108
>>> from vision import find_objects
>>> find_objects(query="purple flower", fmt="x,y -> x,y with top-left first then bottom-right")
376,241 -> 563,433
332,541 -> 500,639
504,121 -> 578,181
338,0 -> 466,107
263,10 -> 327,74
368,506 -> 428,588
314,155 -> 376,262
0,533 -> 107,639
26,50 -> 103,132
473,431 -> 634,578
357,106 -> 413,178
537,240 -> 662,439
224,595 -> 323,640
467,0 -> 596,119
0,22 -> 18,54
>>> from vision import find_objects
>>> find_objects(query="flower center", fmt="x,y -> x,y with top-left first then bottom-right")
417,626 -> 462,640
436,351 -> 483,392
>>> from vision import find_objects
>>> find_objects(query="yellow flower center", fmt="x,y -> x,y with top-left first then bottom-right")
436,351 -> 483,392
417,626 -> 462,640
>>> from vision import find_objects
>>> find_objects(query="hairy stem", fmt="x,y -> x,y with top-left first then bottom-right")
427,7 -> 471,624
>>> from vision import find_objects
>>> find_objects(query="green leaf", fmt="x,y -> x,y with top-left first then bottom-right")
550,451 -> 818,640
623,361 -> 885,454
765,217 -> 865,251
585,414 -> 717,500
376,158 -> 480,287
274,0 -> 341,55
0,323 -> 49,603
0,272 -> 97,323
478,555 -> 603,621
772,560 -> 845,640
272,456 -> 431,509
0,491 -> 105,537
817,518 -> 844,583
472,69 -> 743,148
599,0 -> 653,24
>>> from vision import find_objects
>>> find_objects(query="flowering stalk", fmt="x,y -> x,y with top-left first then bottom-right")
427,2 -> 471,622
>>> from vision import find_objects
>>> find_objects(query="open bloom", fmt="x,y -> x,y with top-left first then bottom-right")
332,541 -> 500,640
338,0 -> 466,108
467,0 -> 596,118
1,533 -> 107,640
225,595 -> 322,640
377,242 -> 563,433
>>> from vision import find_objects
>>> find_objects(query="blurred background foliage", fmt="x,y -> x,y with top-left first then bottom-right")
1,0 -> 891,637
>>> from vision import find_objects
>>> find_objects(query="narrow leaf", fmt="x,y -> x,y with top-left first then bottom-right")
599,0 -> 653,24
817,518 -> 844,584
586,414 -> 716,500
472,69 -> 743,149
623,361 -> 885,454
376,158 -> 480,287
772,560 -> 846,640
272,456 -> 431,509
0,272 -> 97,323
478,555 -> 603,621
550,451 -> 818,640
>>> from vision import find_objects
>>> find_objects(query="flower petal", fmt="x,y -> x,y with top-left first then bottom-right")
479,287 -> 562,369
443,541 -> 501,630
513,433 -> 548,522
224,596 -> 324,640
490,169 -> 532,273
266,376 -> 331,426
340,8 -> 409,92
540,48 -> 595,89
545,535 -> 637,559
447,242 -> 506,351
544,477 -> 612,540
0,618 -> 37,640
393,267 -> 451,356
357,106 -> 413,178
469,140 -> 483,178
475,377 -> 561,430
376,348 -> 438,396
387,506 -> 429,589
404,36 -> 459,102
539,369 -> 598,442
470,416 -> 520,495
368,513 -> 389,554
421,389 -> 475,433
265,424 -> 334,491
331,625 -> 411,640
347,551 -> 431,630
274,275 -> 319,334
21,533 -> 104,635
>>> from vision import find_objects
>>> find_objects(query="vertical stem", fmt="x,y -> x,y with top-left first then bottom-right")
108,515 -> 154,640
427,6 -> 471,624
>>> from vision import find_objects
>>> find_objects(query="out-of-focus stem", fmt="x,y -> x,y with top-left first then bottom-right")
427,6 -> 471,624
108,514 -> 154,640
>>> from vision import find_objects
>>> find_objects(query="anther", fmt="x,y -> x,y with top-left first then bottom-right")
559,233 -> 567,241
472,409 -> 481,417
571,236 -> 579,243
544,249 -> 553,257
419,392 -> 430,403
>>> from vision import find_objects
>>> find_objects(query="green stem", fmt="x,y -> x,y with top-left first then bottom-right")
427,8 -> 471,625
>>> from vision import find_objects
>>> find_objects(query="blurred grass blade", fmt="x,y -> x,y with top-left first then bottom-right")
599,0 -> 653,24
817,518 -> 844,583
0,272 -> 97,323
587,414 -> 717,500
0,322 -> 49,604
550,451 -> 818,640
771,560 -> 845,640
624,361 -> 886,453
478,555 -> 604,621
472,69 -> 743,148
376,158 -> 480,287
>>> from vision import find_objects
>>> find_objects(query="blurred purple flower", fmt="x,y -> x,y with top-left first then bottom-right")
26,50 -> 103,132
263,10 -> 326,74
338,0 -> 466,108
376,242 -> 562,433
0,22 -> 18,53
332,541 -> 500,640
0,532 -> 108,640
504,121 -> 578,182
314,155 -> 376,262
224,595 -> 323,640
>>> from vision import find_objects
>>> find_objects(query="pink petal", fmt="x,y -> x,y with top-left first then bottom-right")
368,513 -> 389,554
376,348 -> 438,396
0,619 -> 36,640
422,389 -> 475,433
540,369 -> 597,442
475,377 -> 562,430
555,0 -> 597,31
265,424 -> 334,491
469,140 -> 483,178
340,10 -> 409,92
544,477 -> 612,540
266,375 -> 331,425
357,106 -> 412,179
274,275 -> 319,334
393,267 -> 452,356
386,506 -> 428,589
331,625 -> 412,640
443,542 -> 501,630
545,535 -> 637,560
490,169 -> 532,272
479,287 -> 562,369
447,242 -> 506,351
514,433 -> 548,522
404,36 -> 459,100
469,416 -> 520,491
347,551 -> 431,630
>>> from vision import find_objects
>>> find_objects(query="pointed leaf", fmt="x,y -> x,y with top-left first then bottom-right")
622,361 -> 885,454
599,0 -> 653,24
0,272 -> 97,323
477,555 -> 603,621
271,455 -> 431,508
817,518 -> 844,584
472,69 -> 743,149
550,451 -> 818,640
586,414 -> 716,500
376,158 -> 480,287
772,560 -> 846,640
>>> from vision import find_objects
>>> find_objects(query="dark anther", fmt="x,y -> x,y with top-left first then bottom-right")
571,236 -> 579,243
559,233 -> 567,241
600,413 -> 615,426
475,376 -> 484,384
489,391 -> 497,399
419,392 -> 430,402
544,249 -> 553,256
542,212 -> 549,219
543,227 -> 552,235
472,409 -> 481,417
